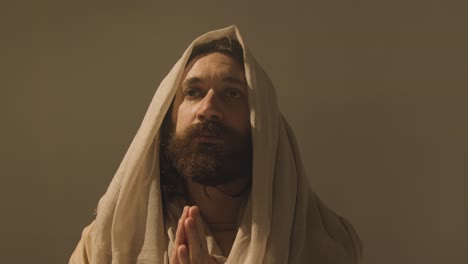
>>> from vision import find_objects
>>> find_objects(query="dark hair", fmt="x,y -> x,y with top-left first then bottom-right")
186,37 -> 244,67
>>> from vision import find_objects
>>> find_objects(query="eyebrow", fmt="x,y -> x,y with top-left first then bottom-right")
182,77 -> 203,87
222,76 -> 246,86
182,76 -> 246,87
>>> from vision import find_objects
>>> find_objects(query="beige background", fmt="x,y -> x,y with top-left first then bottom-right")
2,1 -> 467,263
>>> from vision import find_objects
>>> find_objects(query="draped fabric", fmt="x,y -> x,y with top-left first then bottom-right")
70,25 -> 363,264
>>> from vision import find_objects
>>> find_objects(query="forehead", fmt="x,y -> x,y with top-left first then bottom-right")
182,52 -> 246,82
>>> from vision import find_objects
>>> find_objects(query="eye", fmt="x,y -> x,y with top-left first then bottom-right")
226,88 -> 242,99
184,87 -> 201,98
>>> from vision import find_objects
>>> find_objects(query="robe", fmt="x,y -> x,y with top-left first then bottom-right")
70,25 -> 363,264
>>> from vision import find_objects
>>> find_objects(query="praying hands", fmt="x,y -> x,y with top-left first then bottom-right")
170,206 -> 216,264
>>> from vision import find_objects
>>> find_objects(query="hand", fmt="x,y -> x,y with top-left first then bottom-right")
170,206 -> 214,264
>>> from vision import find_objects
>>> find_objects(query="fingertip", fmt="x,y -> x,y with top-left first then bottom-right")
178,244 -> 186,252
178,244 -> 188,258
189,205 -> 199,217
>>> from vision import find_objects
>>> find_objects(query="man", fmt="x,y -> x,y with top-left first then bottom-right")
70,25 -> 363,264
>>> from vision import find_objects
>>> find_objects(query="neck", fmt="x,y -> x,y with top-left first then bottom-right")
185,176 -> 251,225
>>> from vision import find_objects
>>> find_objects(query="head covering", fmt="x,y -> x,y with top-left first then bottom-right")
70,25 -> 363,264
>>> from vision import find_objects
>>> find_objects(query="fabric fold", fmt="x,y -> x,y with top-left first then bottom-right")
70,25 -> 362,264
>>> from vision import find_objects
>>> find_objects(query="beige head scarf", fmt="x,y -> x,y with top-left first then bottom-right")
70,25 -> 363,264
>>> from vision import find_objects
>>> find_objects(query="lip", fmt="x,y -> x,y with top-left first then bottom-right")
193,135 -> 224,144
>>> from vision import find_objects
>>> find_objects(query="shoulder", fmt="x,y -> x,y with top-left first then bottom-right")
310,193 -> 364,263
69,221 -> 96,264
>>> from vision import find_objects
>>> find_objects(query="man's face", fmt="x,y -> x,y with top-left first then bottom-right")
172,52 -> 250,137
165,52 -> 252,185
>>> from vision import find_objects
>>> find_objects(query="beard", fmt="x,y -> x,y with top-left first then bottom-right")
162,120 -> 252,186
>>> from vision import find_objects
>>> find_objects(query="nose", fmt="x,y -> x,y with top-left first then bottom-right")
196,90 -> 223,121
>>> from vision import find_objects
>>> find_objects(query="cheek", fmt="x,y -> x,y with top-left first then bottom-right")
241,113 -> 251,135
232,105 -> 251,135
174,102 -> 197,134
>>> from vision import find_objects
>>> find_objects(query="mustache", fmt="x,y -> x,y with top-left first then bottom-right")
184,121 -> 232,138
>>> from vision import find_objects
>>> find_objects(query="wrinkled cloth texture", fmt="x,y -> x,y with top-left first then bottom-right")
69,25 -> 363,264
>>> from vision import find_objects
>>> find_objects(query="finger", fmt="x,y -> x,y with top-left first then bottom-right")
174,206 -> 189,245
188,206 -> 208,252
185,216 -> 204,262
182,205 -> 189,218
171,206 -> 189,264
170,250 -> 180,264
170,240 -> 180,264
177,245 -> 190,264
171,217 -> 184,264
188,206 -> 210,262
